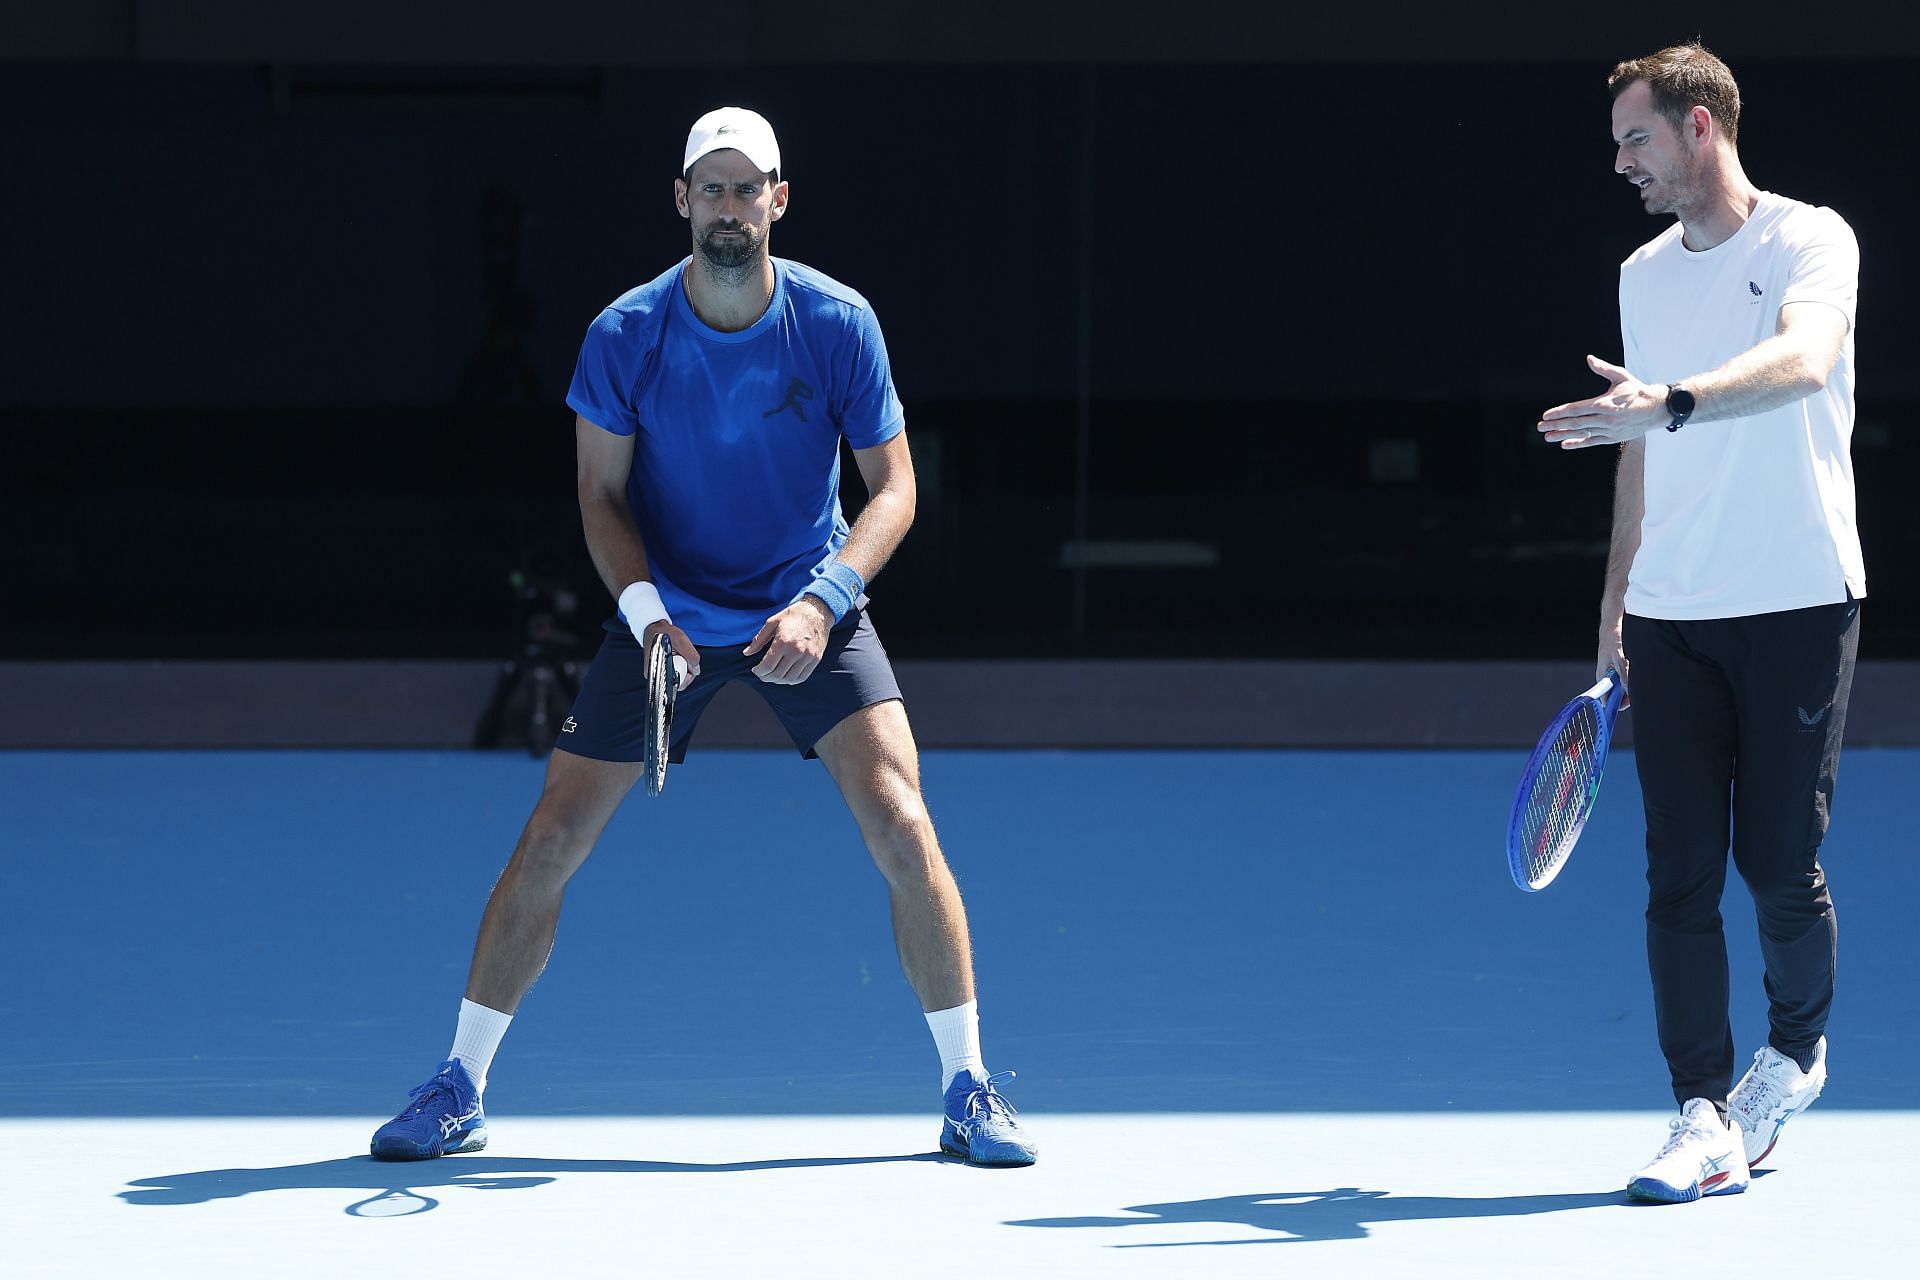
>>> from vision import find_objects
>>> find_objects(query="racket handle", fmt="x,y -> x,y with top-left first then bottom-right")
672,654 -> 691,690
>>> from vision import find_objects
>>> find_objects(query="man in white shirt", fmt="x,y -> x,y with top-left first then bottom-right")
1538,43 -> 1861,1204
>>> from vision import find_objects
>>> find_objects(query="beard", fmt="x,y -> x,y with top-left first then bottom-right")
1645,146 -> 1701,217
695,221 -> 763,272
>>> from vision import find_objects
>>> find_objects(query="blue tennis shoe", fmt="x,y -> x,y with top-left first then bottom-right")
370,1059 -> 488,1161
940,1069 -> 1037,1167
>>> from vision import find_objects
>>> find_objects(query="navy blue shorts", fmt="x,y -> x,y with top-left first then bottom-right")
556,604 -> 902,764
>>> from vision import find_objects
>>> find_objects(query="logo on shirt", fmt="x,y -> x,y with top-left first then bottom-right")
1796,705 -> 1827,728
1748,281 -> 1763,296
764,377 -> 817,423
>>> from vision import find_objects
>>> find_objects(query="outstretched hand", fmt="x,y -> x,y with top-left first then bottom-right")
1538,356 -> 1668,449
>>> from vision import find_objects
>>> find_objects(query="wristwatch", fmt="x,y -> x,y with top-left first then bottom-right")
1665,384 -> 1696,432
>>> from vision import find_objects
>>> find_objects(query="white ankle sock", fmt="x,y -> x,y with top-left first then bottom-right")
925,1000 -> 985,1092
449,998 -> 513,1093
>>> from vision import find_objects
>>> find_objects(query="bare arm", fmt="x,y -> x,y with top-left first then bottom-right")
835,430 -> 918,585
1680,302 -> 1848,424
742,429 -> 918,684
575,416 -> 650,599
1539,301 -> 1849,448
575,415 -> 701,672
1598,438 -> 1644,698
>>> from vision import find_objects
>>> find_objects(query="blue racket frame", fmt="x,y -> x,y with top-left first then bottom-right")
1506,669 -> 1626,891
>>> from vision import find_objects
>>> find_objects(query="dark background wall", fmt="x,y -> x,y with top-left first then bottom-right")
5,1 -> 1915,662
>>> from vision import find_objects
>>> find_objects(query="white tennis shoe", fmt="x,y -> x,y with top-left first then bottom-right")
1627,1098 -> 1751,1203
1729,1037 -> 1827,1166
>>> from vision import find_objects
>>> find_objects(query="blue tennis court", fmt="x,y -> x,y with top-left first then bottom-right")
5,748 -> 1916,1275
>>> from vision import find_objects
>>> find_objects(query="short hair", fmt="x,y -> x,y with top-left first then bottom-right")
1609,42 -> 1741,147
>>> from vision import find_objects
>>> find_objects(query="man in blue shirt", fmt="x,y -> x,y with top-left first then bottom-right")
371,108 -> 1034,1167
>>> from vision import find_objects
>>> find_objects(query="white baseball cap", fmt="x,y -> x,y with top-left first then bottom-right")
682,107 -> 782,178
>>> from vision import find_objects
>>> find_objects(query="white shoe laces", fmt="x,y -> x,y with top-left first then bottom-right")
1730,1050 -> 1800,1126
1653,1104 -> 1729,1162
1653,1114 -> 1695,1159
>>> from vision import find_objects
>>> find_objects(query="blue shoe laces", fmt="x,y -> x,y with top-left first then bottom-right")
957,1069 -> 1021,1126
399,1067 -> 465,1120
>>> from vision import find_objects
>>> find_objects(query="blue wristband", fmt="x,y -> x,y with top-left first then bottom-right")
798,560 -> 864,624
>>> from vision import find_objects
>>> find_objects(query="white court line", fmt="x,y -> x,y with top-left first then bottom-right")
7,1113 -> 1918,1279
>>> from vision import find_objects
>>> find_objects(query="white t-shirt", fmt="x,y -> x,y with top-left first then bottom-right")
1620,191 -> 1864,620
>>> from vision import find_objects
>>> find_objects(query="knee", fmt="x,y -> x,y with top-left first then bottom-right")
507,808 -> 595,886
1744,865 -> 1834,940
860,790 -> 941,884
1644,863 -> 1724,932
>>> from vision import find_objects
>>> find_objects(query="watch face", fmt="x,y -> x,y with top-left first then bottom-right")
1670,387 -> 1697,417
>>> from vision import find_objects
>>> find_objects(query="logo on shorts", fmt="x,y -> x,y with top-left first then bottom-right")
763,377 -> 816,423
1796,705 -> 1827,727
562,716 -> 578,733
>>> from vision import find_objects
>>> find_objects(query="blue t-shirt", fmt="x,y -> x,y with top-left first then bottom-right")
566,257 -> 906,645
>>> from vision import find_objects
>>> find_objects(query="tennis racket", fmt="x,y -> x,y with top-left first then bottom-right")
642,631 -> 680,797
1506,669 -> 1626,891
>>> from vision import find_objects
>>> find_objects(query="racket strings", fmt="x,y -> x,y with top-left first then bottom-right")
642,636 -> 675,796
1520,704 -> 1602,882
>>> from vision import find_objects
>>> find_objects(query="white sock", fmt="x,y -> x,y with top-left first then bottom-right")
925,1000 -> 985,1092
449,998 -> 513,1093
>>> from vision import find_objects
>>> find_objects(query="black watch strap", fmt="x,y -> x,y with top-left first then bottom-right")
1665,384 -> 1696,432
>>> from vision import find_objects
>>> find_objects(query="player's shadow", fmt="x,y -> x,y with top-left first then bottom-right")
122,1151 -> 944,1218
1009,1186 -> 1627,1246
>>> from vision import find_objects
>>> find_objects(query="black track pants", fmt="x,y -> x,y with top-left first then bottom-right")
1624,598 -> 1858,1106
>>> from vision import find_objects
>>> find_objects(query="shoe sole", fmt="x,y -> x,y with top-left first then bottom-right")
370,1129 -> 488,1162
939,1136 -> 1037,1167
1626,1172 -> 1748,1203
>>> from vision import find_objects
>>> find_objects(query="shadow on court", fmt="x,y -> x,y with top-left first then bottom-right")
1009,1187 -> 1626,1245
120,1151 -> 946,1217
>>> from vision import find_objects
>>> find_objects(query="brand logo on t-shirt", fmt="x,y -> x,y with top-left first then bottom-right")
1748,281 -> 1763,296
764,377 -> 817,423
